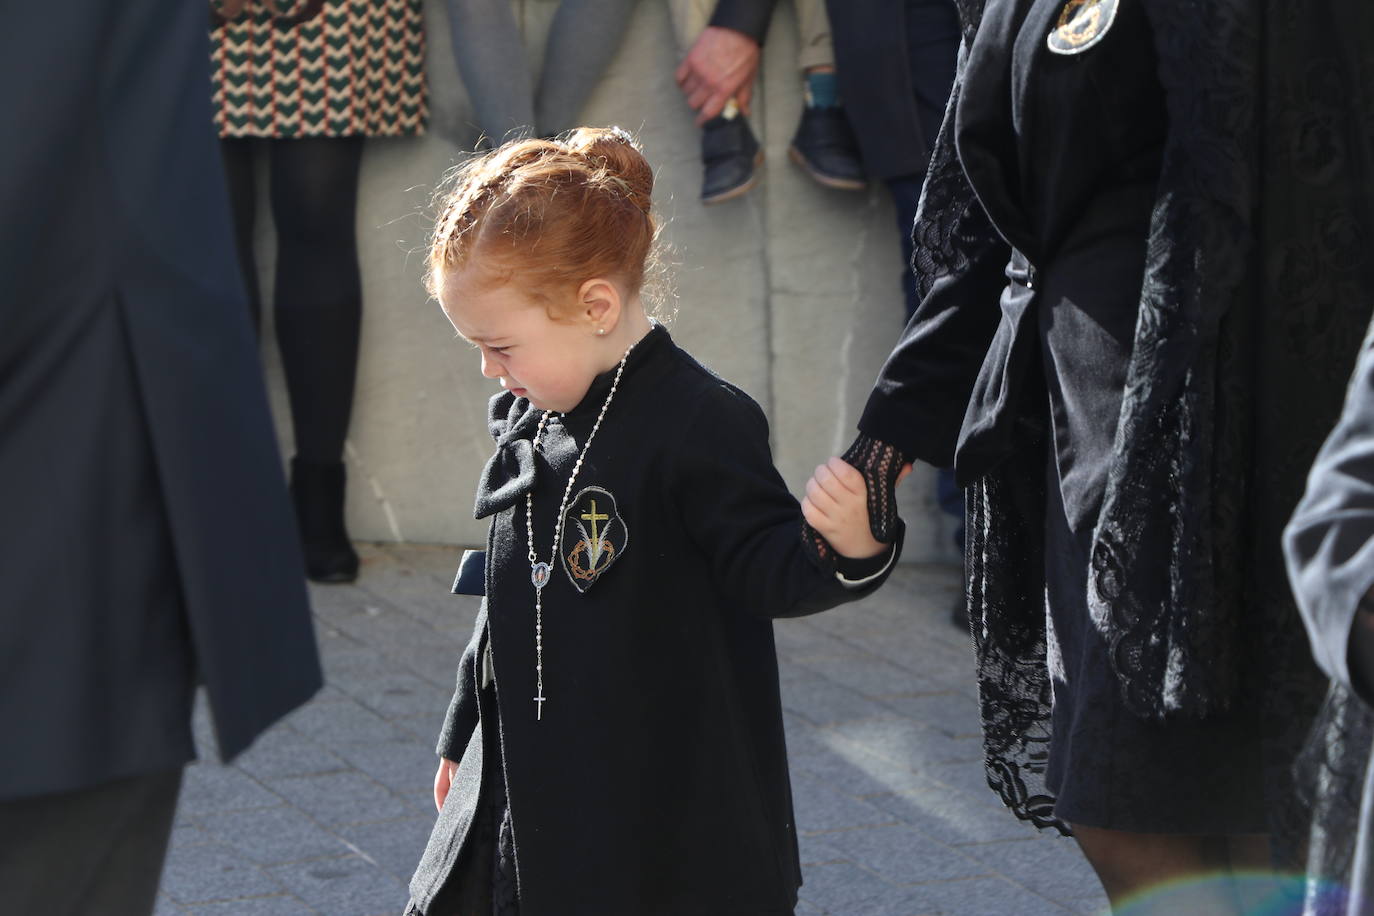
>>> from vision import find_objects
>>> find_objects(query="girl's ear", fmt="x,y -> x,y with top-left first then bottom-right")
578,277 -> 623,332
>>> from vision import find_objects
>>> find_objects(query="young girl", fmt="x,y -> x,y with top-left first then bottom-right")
405,126 -> 905,916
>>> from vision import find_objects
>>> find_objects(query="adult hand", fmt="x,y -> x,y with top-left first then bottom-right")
433,757 -> 459,812
675,26 -> 760,125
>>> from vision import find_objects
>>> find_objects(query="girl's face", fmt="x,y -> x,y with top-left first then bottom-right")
439,266 -> 613,413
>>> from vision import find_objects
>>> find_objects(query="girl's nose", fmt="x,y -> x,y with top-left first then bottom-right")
479,349 -> 502,379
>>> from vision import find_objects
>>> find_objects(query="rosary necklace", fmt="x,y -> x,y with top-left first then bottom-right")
524,337 -> 639,721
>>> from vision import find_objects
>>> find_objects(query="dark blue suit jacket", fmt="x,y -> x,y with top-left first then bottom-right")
0,0 -> 321,799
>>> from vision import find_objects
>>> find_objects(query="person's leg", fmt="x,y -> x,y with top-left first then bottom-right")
0,769 -> 183,916
902,0 -> 961,156
533,0 -> 639,136
268,135 -> 364,582
787,0 -> 864,189
1073,826 -> 1272,914
792,0 -> 834,73
442,0 -> 536,143
220,138 -> 263,330
670,0 -> 763,204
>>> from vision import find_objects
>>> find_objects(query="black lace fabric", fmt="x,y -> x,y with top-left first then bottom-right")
1297,685 -> 1374,915
801,434 -> 906,570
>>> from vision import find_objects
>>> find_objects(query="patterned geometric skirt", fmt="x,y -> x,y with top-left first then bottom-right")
210,0 -> 426,138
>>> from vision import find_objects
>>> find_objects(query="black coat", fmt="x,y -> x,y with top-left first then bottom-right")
409,327 -> 902,915
1285,325 -> 1374,916
0,0 -> 321,800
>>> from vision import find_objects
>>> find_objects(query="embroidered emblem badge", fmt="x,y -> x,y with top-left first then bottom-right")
1047,0 -> 1119,55
559,486 -> 628,593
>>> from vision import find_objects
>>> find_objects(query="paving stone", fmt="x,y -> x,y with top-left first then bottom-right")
196,805 -> 350,866
774,618 -> 857,658
791,771 -> 901,833
960,837 -> 1107,907
879,692 -> 985,739
823,716 -> 986,769
865,790 -> 1033,845
921,760 -> 1001,800
794,652 -> 944,699
819,825 -> 991,885
281,696 -> 408,745
890,876 -> 1073,916
328,609 -> 464,674
783,714 -> 834,759
187,896 -> 316,916
267,771 -> 411,827
153,894 -> 186,915
790,742 -> 940,799
267,853 -> 410,916
336,815 -> 434,881
232,729 -> 350,782
338,671 -> 452,721
177,764 -> 282,816
798,861 -> 896,914
797,832 -> 849,866
330,738 -> 439,806
782,668 -> 888,726
161,843 -> 286,905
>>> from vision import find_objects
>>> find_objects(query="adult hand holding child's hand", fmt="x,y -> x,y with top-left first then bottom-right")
802,457 -> 911,559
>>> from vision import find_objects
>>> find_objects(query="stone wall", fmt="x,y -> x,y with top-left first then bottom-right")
250,0 -> 958,563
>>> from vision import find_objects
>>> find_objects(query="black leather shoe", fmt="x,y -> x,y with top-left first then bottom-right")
290,457 -> 360,583
700,116 -> 764,205
789,107 -> 866,190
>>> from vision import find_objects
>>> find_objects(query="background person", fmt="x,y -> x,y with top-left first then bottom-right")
0,1 -> 322,912
837,0 -> 1374,910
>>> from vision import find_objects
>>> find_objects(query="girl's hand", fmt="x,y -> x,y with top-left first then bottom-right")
802,457 -> 911,559
433,757 -> 459,812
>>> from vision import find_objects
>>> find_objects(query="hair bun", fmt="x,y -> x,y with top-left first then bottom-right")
564,126 -> 654,213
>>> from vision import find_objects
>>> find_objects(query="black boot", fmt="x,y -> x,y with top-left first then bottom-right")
789,106 -> 866,190
700,115 -> 763,205
290,457 -> 360,583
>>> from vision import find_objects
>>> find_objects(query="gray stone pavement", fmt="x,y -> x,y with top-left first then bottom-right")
155,544 -> 1109,916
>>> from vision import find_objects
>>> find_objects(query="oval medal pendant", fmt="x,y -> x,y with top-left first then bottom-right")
531,562 -> 551,590
1047,0 -> 1118,55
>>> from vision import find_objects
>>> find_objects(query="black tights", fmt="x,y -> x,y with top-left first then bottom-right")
1073,825 -> 1286,914
221,136 -> 363,464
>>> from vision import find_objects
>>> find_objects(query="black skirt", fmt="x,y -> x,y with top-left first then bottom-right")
1034,210 -> 1266,834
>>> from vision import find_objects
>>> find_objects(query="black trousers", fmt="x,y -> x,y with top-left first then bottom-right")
0,769 -> 183,915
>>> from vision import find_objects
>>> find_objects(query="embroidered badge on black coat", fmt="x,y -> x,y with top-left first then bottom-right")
1047,0 -> 1118,54
560,486 -> 627,593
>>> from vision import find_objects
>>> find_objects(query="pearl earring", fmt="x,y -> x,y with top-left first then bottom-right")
597,328 -> 607,336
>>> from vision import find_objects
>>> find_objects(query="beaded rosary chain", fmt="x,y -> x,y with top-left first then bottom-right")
524,338 -> 639,721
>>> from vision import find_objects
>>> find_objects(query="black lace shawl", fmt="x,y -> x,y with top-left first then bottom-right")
920,0 -> 1374,842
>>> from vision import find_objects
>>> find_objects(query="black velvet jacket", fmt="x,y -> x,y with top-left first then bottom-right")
858,0 -> 1374,837
408,326 -> 903,915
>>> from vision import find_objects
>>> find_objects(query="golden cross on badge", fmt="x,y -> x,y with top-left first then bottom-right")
581,500 -> 609,550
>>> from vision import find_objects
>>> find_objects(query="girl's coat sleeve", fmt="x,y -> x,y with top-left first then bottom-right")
436,602 -> 486,760
673,383 -> 903,619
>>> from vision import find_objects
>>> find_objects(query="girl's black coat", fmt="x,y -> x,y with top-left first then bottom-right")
410,326 -> 902,915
